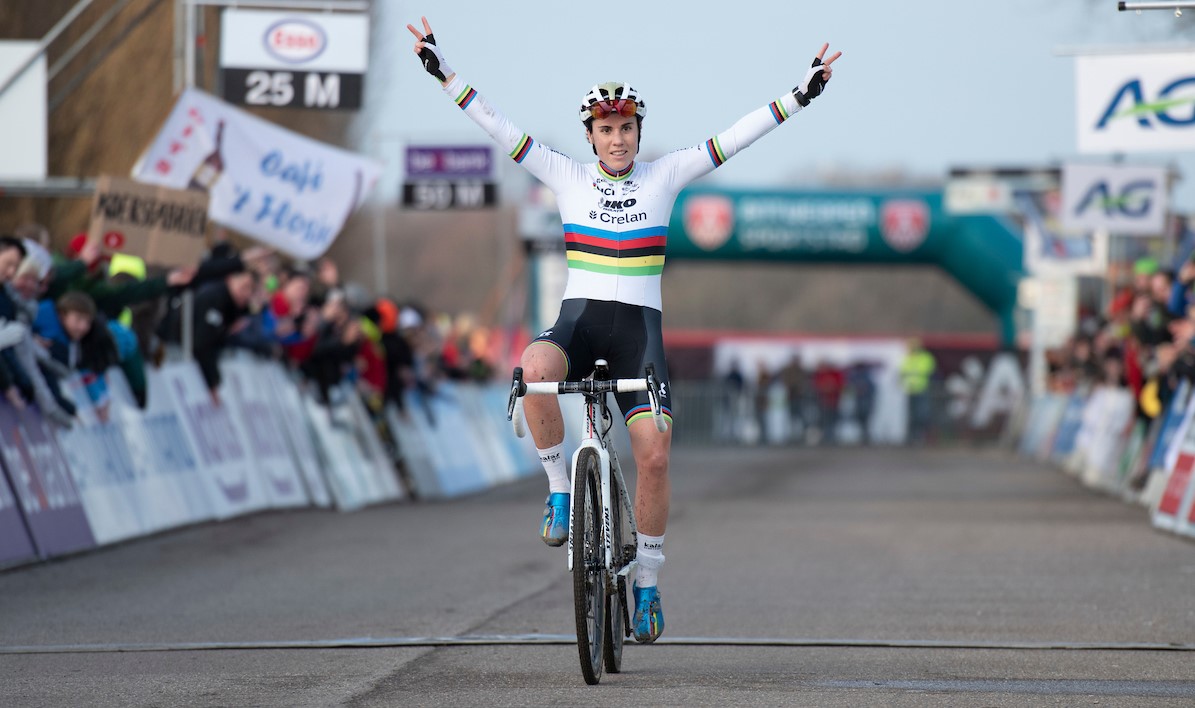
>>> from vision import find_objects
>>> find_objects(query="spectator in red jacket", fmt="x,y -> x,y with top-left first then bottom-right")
811,360 -> 845,445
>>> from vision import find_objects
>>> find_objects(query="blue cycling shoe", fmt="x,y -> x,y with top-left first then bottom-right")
540,492 -> 569,547
632,584 -> 664,643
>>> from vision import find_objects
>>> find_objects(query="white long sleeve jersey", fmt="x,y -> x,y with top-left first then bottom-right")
442,75 -> 803,312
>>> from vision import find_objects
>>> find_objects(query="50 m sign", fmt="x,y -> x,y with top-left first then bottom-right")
1076,51 -> 1195,154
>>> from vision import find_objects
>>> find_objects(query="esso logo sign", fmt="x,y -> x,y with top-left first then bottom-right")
683,195 -> 735,251
879,200 -> 929,253
263,19 -> 327,64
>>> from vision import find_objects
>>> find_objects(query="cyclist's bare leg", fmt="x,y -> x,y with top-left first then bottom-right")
628,418 -> 671,536
522,342 -> 572,545
520,342 -> 567,447
628,417 -> 670,640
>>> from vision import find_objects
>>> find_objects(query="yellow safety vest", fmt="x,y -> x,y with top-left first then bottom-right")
900,350 -> 935,394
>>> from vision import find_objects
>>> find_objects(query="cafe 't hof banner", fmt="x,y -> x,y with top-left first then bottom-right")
132,88 -> 381,260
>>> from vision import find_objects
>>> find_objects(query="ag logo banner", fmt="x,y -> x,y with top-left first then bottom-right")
1061,163 -> 1167,235
1075,51 -> 1195,154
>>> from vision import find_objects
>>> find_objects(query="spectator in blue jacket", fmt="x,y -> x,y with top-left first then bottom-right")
34,291 -> 119,423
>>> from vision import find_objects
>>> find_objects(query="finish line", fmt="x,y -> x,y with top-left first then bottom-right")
3,635 -> 1194,655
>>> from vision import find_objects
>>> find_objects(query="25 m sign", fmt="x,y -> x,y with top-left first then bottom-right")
222,68 -> 362,109
219,9 -> 368,112
1076,51 -> 1195,154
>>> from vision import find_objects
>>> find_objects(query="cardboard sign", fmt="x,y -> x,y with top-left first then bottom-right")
87,176 -> 210,268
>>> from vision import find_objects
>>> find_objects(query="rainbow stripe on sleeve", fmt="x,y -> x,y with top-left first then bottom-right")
705,137 -> 727,168
768,99 -> 790,124
510,135 -> 534,163
454,85 -> 477,110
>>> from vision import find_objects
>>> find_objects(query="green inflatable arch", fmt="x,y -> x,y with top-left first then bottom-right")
667,188 -> 1025,345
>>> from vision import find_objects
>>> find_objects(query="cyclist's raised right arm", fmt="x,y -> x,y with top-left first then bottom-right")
407,17 -> 582,192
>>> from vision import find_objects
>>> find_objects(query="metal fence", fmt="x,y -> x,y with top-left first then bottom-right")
667,379 -> 1013,448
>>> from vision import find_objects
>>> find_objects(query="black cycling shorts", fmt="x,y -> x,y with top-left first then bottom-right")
532,298 -> 673,427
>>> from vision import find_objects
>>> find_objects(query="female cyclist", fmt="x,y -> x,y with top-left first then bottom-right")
408,16 -> 839,643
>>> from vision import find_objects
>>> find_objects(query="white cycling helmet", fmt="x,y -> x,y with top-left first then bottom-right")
578,81 -> 647,123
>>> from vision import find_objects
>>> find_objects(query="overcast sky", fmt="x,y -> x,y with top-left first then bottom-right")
354,0 -> 1195,211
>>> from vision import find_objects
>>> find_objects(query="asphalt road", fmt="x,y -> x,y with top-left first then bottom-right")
3,446 -> 1195,707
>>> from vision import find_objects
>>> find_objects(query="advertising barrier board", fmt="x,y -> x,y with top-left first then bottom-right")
221,358 -> 308,509
0,444 -> 38,567
162,362 -> 270,519
264,364 -> 332,508
0,403 -> 95,558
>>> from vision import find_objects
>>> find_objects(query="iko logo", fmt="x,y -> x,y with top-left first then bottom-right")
1074,179 -> 1157,218
1096,76 -> 1195,129
598,197 -> 637,211
658,382 -> 668,399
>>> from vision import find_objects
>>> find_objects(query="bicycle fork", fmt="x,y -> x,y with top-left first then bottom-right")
566,439 -> 611,573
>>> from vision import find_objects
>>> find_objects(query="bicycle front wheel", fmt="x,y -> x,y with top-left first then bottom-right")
572,447 -> 605,685
603,468 -> 628,673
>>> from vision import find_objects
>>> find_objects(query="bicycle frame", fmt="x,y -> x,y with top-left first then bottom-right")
566,389 -> 631,577
507,361 -> 667,578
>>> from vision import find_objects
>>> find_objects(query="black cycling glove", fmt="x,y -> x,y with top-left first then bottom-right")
417,33 -> 453,82
793,57 -> 830,107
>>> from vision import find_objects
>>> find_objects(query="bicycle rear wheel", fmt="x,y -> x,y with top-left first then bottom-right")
603,470 -> 628,673
572,448 -> 605,685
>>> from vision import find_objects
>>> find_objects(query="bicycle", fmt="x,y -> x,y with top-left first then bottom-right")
507,359 -> 668,685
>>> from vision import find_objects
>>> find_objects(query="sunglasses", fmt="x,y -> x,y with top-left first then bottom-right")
589,99 -> 638,120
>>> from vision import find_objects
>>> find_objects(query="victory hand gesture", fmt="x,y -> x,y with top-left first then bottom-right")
794,43 -> 842,107
406,16 -> 454,84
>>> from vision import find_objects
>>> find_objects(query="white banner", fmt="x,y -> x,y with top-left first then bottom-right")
132,88 -> 380,259
1023,220 -> 1108,277
1075,51 -> 1195,154
1061,163 -> 1168,235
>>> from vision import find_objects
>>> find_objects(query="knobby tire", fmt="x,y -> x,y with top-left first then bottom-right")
572,448 -> 605,685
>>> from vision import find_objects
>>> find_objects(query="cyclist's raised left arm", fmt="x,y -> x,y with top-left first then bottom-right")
659,44 -> 841,187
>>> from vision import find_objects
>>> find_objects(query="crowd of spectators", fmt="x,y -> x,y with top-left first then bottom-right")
721,356 -> 881,446
0,222 -> 504,430
1047,254 -> 1195,438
